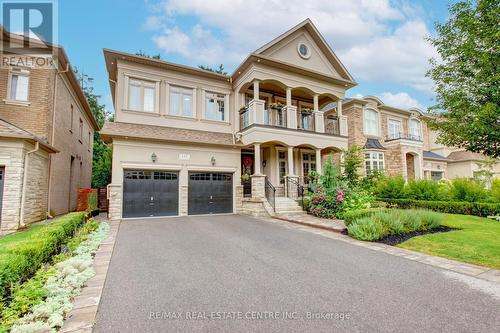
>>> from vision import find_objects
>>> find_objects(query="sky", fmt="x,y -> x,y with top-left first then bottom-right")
54,0 -> 457,114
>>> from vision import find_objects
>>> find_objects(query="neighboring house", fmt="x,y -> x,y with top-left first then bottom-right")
0,28 -> 99,234
100,19 -> 497,220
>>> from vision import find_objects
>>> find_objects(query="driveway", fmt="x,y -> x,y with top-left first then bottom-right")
94,215 -> 500,333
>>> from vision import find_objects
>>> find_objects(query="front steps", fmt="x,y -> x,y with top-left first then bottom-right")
274,197 -> 306,216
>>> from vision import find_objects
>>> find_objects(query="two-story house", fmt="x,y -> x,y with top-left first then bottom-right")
101,19 -> 354,219
0,28 -> 99,234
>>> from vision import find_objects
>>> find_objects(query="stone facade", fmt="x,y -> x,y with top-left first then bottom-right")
180,185 -> 188,216
0,139 -> 49,234
250,175 -> 266,200
107,184 -> 122,221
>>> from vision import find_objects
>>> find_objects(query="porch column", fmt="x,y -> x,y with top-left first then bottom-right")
287,146 -> 294,176
253,79 -> 260,101
313,94 -> 325,133
253,143 -> 261,175
286,87 -> 292,106
337,99 -> 342,117
338,99 -> 348,136
315,148 -> 322,175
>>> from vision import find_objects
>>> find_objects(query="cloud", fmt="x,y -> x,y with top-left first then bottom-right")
145,0 -> 436,95
378,92 -> 423,109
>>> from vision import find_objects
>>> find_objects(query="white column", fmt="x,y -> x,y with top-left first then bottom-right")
287,146 -> 294,176
313,94 -> 319,112
337,99 -> 343,116
253,79 -> 260,101
313,94 -> 324,133
315,148 -> 322,174
286,87 -> 292,106
254,143 -> 261,175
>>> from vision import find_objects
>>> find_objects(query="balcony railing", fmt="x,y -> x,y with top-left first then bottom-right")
264,107 -> 287,127
385,132 -> 422,142
239,107 -> 250,130
297,111 -> 315,132
324,115 -> 340,136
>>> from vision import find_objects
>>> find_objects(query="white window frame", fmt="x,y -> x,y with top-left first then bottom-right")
124,76 -> 159,113
364,151 -> 384,175
388,118 -> 402,140
301,150 -> 317,179
363,108 -> 380,137
203,90 -> 228,122
6,68 -> 30,103
168,85 -> 194,118
276,147 -> 288,185
409,118 -> 422,141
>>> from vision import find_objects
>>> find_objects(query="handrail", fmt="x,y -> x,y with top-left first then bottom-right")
264,177 -> 276,212
285,176 -> 304,208
385,132 -> 422,142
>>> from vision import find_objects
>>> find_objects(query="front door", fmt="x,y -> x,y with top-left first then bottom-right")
188,172 -> 233,215
302,152 -> 316,182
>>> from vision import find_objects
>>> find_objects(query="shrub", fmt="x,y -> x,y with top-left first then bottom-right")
347,217 -> 386,241
418,210 -> 443,229
0,213 -> 85,302
381,198 -> 500,217
342,208 -> 389,226
449,178 -> 489,202
374,176 -> 407,199
406,179 -> 450,201
491,178 -> 500,203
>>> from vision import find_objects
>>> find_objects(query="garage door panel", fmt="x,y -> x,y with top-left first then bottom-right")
123,170 -> 179,218
188,172 -> 232,215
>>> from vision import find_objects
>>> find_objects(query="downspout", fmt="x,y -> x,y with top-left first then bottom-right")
19,141 -> 40,228
47,63 -> 69,218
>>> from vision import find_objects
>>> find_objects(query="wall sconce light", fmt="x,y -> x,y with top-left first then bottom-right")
151,152 -> 157,163
262,160 -> 267,167
211,156 -> 216,166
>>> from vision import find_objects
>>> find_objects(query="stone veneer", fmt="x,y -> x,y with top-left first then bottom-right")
107,184 -> 122,221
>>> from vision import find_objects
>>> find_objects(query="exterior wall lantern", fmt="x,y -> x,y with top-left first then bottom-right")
151,152 -> 157,163
262,160 -> 267,167
211,156 -> 216,166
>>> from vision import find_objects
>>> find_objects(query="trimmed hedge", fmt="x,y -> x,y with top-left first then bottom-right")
380,198 -> 500,217
0,212 -> 85,301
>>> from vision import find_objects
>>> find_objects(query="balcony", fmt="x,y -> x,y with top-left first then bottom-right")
385,132 -> 422,142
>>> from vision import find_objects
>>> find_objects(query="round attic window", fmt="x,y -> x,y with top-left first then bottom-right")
297,43 -> 310,59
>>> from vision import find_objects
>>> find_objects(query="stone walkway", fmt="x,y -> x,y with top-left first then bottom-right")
268,216 -> 500,285
60,216 -> 120,333
275,213 -> 346,232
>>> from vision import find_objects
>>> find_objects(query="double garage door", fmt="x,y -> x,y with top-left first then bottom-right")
123,170 -> 232,218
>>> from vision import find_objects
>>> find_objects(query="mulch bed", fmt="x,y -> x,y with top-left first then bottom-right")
341,226 -> 461,246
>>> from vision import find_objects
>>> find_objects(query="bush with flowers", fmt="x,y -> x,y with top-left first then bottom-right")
307,148 -> 374,219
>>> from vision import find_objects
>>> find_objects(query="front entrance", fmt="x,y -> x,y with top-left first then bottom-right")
188,172 -> 233,215
123,170 -> 179,218
406,153 -> 415,180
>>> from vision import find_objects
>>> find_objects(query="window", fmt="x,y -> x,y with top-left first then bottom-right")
9,69 -> 30,101
297,43 -> 311,59
278,151 -> 287,184
365,151 -> 384,174
79,118 -> 83,142
70,104 -> 74,132
409,119 -> 421,140
388,119 -> 401,139
169,86 -> 193,117
364,109 -> 379,136
302,153 -> 316,180
431,171 -> 443,181
205,92 -> 225,121
127,78 -> 156,112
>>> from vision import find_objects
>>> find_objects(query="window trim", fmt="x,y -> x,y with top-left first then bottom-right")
167,84 -> 195,118
78,118 -> 84,143
276,147 -> 288,185
5,67 -> 31,105
363,108 -> 380,137
203,90 -> 228,122
408,117 -> 422,141
387,117 -> 402,140
364,150 -> 385,175
124,76 -> 159,114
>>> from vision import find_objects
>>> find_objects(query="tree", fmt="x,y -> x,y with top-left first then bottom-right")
75,68 -> 113,188
136,50 -> 161,59
198,64 -> 227,75
426,0 -> 500,157
341,145 -> 364,184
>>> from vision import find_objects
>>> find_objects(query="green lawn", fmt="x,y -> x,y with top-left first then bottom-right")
398,213 -> 500,269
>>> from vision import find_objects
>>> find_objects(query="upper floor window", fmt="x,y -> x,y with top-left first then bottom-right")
9,68 -> 30,102
365,151 -> 384,175
79,118 -> 83,142
388,119 -> 401,139
128,78 -> 155,112
70,104 -> 74,132
205,92 -> 225,121
409,119 -> 421,140
364,109 -> 379,136
169,86 -> 193,117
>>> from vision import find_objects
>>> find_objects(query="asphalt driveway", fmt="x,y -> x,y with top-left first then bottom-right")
94,215 -> 500,333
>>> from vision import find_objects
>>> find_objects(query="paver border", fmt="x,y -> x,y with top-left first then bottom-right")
60,216 -> 121,333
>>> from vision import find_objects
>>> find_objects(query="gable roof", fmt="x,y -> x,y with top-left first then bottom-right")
0,118 -> 58,153
252,19 -> 355,82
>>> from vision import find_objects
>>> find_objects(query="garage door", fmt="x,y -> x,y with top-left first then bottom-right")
188,172 -> 233,215
123,170 -> 179,218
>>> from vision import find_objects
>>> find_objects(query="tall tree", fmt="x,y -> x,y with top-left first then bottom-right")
75,68 -> 113,187
426,0 -> 500,157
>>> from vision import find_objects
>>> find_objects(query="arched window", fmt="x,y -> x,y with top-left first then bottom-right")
364,109 -> 379,136
409,119 -> 421,140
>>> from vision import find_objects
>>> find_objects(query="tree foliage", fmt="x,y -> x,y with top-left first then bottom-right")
426,0 -> 500,157
198,64 -> 228,75
341,145 -> 364,184
135,50 -> 161,59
